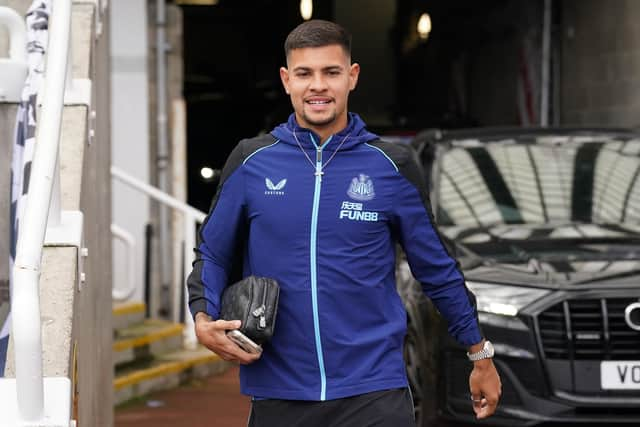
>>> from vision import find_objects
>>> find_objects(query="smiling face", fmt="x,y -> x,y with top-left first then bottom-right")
280,44 -> 360,141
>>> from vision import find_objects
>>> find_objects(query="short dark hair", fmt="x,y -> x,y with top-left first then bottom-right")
284,20 -> 352,59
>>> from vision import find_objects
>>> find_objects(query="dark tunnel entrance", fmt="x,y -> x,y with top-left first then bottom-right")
181,0 -> 557,211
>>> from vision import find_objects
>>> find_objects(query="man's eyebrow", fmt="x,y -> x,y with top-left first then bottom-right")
291,65 -> 344,72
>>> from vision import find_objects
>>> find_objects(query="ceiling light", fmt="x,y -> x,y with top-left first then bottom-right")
200,167 -> 214,180
300,0 -> 313,21
417,13 -> 432,40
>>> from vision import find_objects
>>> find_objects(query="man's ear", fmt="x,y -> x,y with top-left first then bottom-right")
280,67 -> 290,95
349,63 -> 360,91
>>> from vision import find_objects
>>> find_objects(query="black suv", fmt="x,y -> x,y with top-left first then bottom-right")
397,128 -> 640,426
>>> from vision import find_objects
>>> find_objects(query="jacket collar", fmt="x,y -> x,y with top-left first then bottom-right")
270,112 -> 378,151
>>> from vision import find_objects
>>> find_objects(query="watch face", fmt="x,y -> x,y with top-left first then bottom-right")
485,340 -> 495,357
467,340 -> 494,361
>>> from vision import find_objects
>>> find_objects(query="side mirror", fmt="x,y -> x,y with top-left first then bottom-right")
0,7 -> 27,102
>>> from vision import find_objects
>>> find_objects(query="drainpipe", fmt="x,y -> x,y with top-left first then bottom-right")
155,0 -> 171,318
540,0 -> 552,127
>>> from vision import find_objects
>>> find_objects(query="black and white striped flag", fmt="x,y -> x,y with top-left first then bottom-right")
1,0 -> 50,376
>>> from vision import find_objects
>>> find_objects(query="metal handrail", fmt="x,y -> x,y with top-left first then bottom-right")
112,166 -> 205,222
0,6 -> 27,102
0,7 -> 26,62
10,0 -> 71,421
111,224 -> 136,301
111,166 -> 206,348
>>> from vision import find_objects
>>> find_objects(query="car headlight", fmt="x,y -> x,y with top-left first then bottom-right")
466,281 -> 550,316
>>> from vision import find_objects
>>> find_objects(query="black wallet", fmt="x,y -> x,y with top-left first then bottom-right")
219,275 -> 280,345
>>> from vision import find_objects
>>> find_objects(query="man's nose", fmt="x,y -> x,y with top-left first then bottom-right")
309,73 -> 328,91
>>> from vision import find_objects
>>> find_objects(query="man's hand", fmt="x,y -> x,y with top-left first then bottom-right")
194,312 -> 261,365
468,343 -> 502,419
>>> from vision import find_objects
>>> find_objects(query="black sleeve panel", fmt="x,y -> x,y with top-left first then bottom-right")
187,134 -> 277,318
369,139 -> 483,338
368,140 -> 430,207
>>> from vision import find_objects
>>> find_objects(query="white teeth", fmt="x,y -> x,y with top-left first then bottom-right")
308,100 -> 329,104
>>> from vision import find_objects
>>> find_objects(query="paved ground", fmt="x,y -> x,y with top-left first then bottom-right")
115,366 -> 250,427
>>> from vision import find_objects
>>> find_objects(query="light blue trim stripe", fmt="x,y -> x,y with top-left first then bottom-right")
242,139 -> 280,165
365,142 -> 399,172
309,133 -> 327,400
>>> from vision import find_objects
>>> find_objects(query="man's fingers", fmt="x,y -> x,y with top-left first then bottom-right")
212,319 -> 241,330
475,395 -> 499,419
194,318 -> 261,365
223,343 -> 262,365
214,341 -> 260,363
237,353 -> 261,365
471,395 -> 482,416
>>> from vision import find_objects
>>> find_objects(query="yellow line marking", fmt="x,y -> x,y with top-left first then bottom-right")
112,302 -> 146,317
113,353 -> 222,390
113,323 -> 184,352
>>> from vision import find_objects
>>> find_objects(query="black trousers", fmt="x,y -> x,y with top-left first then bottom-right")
247,388 -> 415,427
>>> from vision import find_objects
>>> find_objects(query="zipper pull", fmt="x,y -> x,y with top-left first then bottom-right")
252,304 -> 267,329
253,280 -> 269,330
315,148 -> 323,182
252,305 -> 265,317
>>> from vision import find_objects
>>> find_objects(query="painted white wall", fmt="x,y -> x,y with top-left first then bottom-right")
110,0 -> 149,302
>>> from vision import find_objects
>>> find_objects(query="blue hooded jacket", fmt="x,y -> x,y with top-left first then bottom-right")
188,113 -> 482,400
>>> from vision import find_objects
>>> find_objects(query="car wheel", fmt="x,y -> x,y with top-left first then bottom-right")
404,315 -> 439,427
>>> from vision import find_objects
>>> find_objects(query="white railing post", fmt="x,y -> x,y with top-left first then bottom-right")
48,156 -> 62,228
183,214 -> 197,349
11,0 -> 72,421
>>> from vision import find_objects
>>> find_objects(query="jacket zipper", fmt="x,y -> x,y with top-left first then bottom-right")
309,134 -> 330,400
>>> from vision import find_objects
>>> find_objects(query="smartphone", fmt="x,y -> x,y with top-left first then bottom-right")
227,329 -> 263,354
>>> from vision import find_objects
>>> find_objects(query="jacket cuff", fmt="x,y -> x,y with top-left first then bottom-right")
455,327 -> 483,347
189,299 -> 209,320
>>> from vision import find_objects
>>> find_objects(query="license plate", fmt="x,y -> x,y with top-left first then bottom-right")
601,361 -> 640,389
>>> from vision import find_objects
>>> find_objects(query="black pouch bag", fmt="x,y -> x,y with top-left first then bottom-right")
219,275 -> 280,345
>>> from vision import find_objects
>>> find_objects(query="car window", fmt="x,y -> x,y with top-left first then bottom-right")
436,137 -> 640,227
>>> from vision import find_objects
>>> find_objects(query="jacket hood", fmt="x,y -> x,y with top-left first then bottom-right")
270,112 -> 379,151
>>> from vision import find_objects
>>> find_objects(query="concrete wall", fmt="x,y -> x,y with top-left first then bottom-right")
3,1 -> 113,425
0,105 -> 16,328
111,1 -> 184,317
76,1 -> 113,423
110,0 -> 150,304
561,0 -> 640,126
147,2 -> 184,318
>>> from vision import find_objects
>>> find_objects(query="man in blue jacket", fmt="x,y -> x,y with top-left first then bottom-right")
188,19 -> 501,426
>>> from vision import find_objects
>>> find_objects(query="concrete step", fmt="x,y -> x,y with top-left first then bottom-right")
113,318 -> 184,366
112,301 -> 146,331
114,346 -> 229,406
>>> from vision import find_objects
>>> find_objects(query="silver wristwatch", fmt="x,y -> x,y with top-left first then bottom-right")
467,340 -> 494,361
